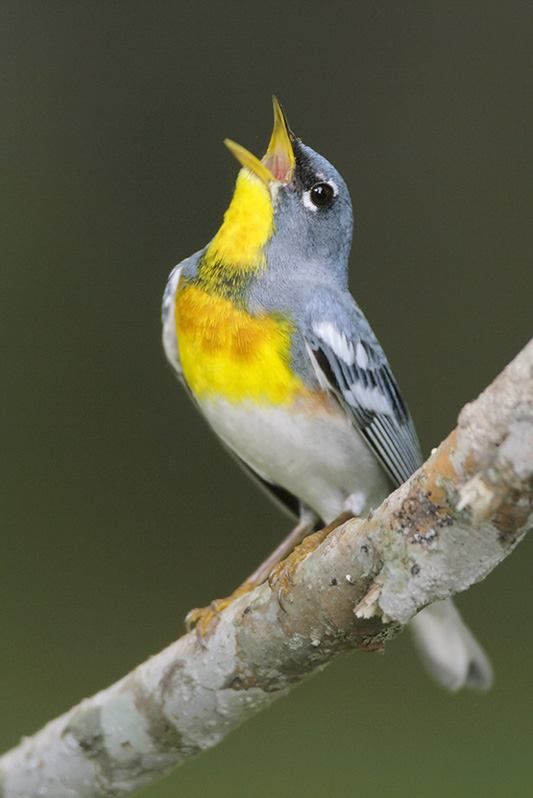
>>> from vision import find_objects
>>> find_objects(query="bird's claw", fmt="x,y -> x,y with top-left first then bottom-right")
185,581 -> 256,638
185,602 -> 224,637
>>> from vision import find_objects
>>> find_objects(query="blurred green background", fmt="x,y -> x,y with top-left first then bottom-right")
2,2 -> 532,796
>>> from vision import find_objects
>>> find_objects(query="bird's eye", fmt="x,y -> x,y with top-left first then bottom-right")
309,182 -> 335,209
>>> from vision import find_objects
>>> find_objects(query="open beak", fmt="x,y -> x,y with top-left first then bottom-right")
224,96 -> 295,186
263,96 -> 295,182
224,138 -> 275,185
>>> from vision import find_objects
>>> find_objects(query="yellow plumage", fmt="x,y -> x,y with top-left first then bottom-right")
201,169 -> 273,276
175,282 -> 305,404
174,166 -> 304,404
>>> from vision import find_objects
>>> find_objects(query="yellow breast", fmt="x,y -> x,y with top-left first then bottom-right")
175,281 -> 306,404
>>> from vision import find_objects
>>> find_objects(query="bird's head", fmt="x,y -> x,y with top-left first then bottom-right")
202,98 -> 353,288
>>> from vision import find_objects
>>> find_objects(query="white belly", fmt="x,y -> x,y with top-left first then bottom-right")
199,396 -> 390,523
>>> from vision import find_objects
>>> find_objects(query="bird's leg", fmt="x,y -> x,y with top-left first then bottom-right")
186,511 -> 354,637
245,515 -> 318,585
185,515 -> 315,636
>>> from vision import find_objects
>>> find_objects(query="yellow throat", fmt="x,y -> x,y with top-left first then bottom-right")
175,97 -> 305,405
199,169 -> 274,284
198,95 -> 296,288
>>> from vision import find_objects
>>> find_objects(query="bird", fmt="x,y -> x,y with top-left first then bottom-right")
162,97 -> 492,691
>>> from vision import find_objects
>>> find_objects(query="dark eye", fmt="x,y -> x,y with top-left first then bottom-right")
310,182 -> 335,209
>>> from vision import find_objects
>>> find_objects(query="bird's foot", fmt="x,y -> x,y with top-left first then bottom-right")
268,511 -> 354,606
185,580 -> 256,638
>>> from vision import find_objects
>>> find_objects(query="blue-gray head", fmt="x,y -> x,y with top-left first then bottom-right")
268,134 -> 353,283
218,98 -> 354,290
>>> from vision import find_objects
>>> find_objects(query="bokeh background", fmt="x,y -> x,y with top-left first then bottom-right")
2,2 -> 532,796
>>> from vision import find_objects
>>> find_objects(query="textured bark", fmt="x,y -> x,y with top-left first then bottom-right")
1,340 -> 532,798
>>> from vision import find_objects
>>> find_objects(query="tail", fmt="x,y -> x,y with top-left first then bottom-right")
409,599 -> 493,692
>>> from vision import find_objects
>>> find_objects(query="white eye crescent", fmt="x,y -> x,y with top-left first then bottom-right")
302,180 -> 338,211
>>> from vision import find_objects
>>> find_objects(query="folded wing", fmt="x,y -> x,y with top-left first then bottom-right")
306,319 -> 422,487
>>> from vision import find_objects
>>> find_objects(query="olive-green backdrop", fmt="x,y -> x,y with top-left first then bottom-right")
2,2 -> 532,796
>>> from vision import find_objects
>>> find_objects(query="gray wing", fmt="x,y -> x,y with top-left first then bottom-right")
305,318 -> 422,487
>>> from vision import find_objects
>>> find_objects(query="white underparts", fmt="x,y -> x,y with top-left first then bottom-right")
199,395 -> 390,523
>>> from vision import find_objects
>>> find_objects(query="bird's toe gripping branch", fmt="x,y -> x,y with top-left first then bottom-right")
185,580 -> 257,638
185,512 -> 356,637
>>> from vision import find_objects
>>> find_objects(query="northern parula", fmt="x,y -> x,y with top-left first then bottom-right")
162,98 -> 492,691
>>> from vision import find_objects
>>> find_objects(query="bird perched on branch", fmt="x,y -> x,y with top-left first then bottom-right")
162,98 -> 492,691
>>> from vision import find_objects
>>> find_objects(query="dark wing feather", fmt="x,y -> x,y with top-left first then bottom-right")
307,328 -> 422,487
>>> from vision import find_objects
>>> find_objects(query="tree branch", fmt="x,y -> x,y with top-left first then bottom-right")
1,340 -> 532,798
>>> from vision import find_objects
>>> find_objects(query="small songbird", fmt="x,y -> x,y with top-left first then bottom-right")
162,98 -> 492,691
